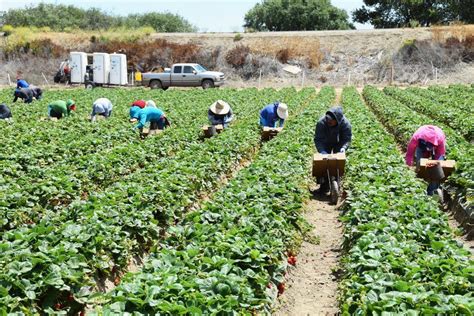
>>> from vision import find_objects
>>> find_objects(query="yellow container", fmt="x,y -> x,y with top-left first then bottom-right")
134,71 -> 142,82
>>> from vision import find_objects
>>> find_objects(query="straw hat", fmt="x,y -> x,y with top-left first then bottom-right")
210,100 -> 230,115
277,103 -> 288,119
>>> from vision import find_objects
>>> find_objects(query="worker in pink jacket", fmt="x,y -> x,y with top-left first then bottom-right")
405,125 -> 446,195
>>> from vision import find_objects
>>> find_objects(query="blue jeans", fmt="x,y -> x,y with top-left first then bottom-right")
150,118 -> 165,130
415,146 -> 444,195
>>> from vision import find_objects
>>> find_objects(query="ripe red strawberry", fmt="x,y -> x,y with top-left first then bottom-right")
114,276 -> 121,286
287,256 -> 297,266
277,282 -> 285,295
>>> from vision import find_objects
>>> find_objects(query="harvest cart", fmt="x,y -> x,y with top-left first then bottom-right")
261,127 -> 282,141
312,152 -> 346,204
416,159 -> 455,202
202,124 -> 224,138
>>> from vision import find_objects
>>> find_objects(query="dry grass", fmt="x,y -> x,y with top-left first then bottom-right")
248,36 -> 323,68
430,24 -> 474,43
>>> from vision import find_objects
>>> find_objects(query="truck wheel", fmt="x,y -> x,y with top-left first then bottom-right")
202,80 -> 214,89
149,80 -> 163,90
85,82 -> 95,89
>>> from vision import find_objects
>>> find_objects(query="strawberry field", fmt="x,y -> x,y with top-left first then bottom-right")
0,85 -> 472,315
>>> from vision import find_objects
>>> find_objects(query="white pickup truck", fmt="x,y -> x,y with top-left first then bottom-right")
141,63 -> 225,90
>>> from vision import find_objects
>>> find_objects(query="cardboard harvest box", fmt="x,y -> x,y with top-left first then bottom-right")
417,159 -> 455,182
312,152 -> 346,177
202,124 -> 224,138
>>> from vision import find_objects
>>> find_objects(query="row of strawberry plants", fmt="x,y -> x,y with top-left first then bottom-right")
427,84 -> 474,114
0,88 -> 317,314
90,86 -> 336,315
0,88 -> 240,195
384,86 -> 473,141
339,87 -> 473,314
407,86 -> 474,116
363,86 -> 473,216
0,88 -> 262,231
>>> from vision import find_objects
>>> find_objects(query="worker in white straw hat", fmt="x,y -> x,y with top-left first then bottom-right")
208,100 -> 233,128
259,101 -> 288,127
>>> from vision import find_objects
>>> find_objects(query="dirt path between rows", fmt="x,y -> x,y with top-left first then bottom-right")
274,191 -> 343,316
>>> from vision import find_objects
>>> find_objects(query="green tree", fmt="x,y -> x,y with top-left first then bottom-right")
0,3 -> 195,32
353,0 -> 474,28
243,0 -> 354,31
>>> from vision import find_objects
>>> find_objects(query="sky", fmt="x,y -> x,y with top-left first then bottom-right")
0,0 -> 371,32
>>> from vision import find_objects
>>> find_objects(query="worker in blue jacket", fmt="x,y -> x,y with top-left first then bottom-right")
130,106 -> 170,131
16,78 -> 29,89
259,102 -> 288,127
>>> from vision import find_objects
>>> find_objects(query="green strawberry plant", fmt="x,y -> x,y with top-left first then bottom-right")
363,86 -> 473,220
339,87 -> 473,315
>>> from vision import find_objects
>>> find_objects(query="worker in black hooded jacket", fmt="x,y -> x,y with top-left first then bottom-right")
314,106 -> 352,193
0,104 -> 13,121
13,88 -> 34,104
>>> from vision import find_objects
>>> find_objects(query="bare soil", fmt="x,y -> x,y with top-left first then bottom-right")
274,190 -> 343,316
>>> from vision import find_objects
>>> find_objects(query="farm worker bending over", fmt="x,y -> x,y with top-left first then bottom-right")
91,98 -> 113,122
48,99 -> 76,119
146,100 -> 157,108
16,78 -> 29,89
30,85 -> 43,100
314,106 -> 352,154
259,102 -> 288,127
13,88 -> 34,104
314,106 -> 352,193
209,100 -> 233,128
129,100 -> 147,122
405,125 -> 446,196
0,104 -> 13,121
130,106 -> 170,131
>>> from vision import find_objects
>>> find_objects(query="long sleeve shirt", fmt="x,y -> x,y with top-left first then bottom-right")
260,103 -> 284,127
208,109 -> 233,126
134,107 -> 165,129
13,88 -> 33,103
406,125 -> 446,166
16,79 -> 29,89
314,106 -> 352,153
48,100 -> 70,117
91,98 -> 113,120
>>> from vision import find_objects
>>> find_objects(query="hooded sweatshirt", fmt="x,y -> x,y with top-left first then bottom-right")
405,125 -> 446,166
130,106 -> 165,129
314,106 -> 352,153
13,88 -> 34,103
0,104 -> 12,119
260,102 -> 284,127
91,98 -> 113,119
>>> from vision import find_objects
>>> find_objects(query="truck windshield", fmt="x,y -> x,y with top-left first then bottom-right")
195,65 -> 207,72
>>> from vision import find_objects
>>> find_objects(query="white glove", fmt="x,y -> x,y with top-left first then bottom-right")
340,148 -> 346,153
